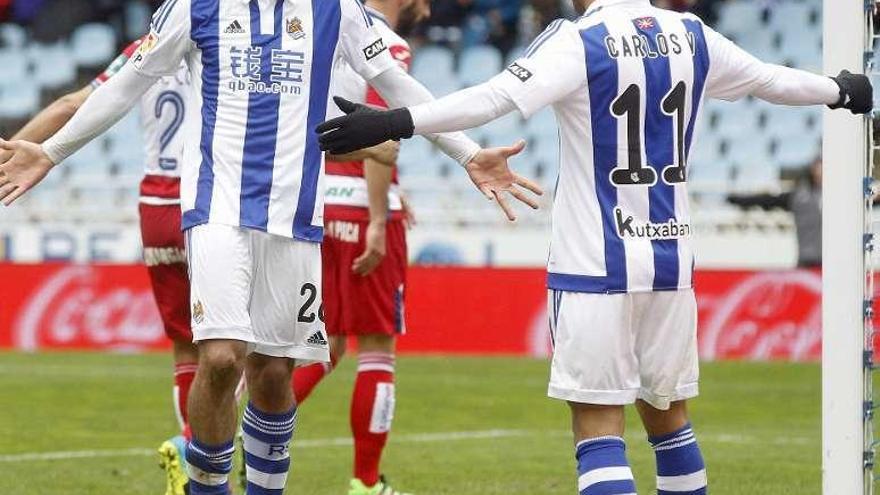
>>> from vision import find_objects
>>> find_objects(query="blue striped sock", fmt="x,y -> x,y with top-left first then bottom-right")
575,436 -> 637,495
649,423 -> 707,494
242,402 -> 297,495
185,438 -> 234,495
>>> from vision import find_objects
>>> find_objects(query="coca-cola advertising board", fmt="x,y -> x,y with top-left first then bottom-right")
0,263 -> 831,361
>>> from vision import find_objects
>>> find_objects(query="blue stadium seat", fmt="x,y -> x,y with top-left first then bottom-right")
716,1 -> 766,37
0,48 -> 29,82
0,23 -> 27,49
768,1 -> 817,31
411,45 -> 454,77
0,83 -> 39,119
775,135 -> 820,169
125,1 -> 152,41
458,45 -> 503,86
525,108 -> 558,143
72,23 -> 117,67
30,43 -> 77,89
398,138 -> 441,177
66,141 -> 112,183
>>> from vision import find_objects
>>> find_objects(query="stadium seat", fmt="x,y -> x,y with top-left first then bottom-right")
458,45 -> 503,86
66,141 -> 113,184
0,83 -> 39,119
411,45 -> 454,77
0,48 -> 29,82
0,23 -> 27,49
30,43 -> 77,89
716,1 -> 766,37
125,1 -> 152,41
72,23 -> 117,68
768,1 -> 817,31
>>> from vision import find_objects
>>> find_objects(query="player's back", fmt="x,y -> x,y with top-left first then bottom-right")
533,1 -> 710,294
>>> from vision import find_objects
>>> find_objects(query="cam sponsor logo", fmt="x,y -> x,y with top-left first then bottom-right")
614,208 -> 691,240
506,62 -> 533,82
363,38 -> 387,60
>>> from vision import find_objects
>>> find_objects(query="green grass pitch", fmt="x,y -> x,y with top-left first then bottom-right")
0,352 -> 819,494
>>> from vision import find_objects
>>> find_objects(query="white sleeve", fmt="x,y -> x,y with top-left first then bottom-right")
368,67 -> 482,166
130,0 -> 192,77
408,81 -> 518,135
703,23 -> 839,105
42,63 -> 159,164
490,20 -> 585,118
338,0 -> 398,81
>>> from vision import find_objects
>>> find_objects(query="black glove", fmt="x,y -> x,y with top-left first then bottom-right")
829,70 -> 873,115
316,97 -> 415,155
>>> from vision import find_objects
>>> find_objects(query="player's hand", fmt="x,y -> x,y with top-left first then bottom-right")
830,70 -> 873,114
369,140 -> 401,166
400,192 -> 416,230
353,220 -> 387,276
465,140 -> 543,222
317,97 -> 414,154
0,139 -> 55,206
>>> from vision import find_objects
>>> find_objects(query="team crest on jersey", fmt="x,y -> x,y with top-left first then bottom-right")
286,17 -> 306,40
192,301 -> 205,324
635,17 -> 655,29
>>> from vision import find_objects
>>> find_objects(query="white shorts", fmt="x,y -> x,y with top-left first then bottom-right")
186,223 -> 330,363
547,289 -> 699,410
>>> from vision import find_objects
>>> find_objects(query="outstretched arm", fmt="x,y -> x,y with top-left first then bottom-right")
703,22 -> 871,112
41,64 -> 159,164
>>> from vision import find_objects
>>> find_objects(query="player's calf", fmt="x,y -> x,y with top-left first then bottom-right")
639,401 -> 707,495
291,335 -> 346,404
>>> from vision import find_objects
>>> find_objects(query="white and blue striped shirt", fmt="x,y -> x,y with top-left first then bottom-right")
131,0 -> 397,241
488,0 -> 835,293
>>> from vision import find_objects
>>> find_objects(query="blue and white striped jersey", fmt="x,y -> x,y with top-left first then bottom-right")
490,0 -> 823,294
131,0 -> 397,241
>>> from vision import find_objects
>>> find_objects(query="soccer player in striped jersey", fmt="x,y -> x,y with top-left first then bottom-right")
0,38 -> 197,495
0,1 -> 541,494
316,0 -> 873,493
289,2 -> 427,494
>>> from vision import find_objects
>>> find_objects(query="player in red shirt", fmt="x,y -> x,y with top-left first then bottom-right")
289,1 -> 428,494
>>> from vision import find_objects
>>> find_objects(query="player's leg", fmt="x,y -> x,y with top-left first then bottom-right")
243,233 -> 329,494
346,219 -> 408,494
184,224 -> 254,495
290,222 -> 351,403
241,353 -> 298,495
350,334 -> 397,491
291,335 -> 346,403
140,202 -> 198,495
548,290 -> 639,495
634,290 -> 706,495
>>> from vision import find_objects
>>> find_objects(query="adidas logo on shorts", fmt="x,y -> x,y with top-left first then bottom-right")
306,331 -> 328,347
225,20 -> 246,34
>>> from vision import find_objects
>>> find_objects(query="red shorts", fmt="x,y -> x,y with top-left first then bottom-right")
322,216 -> 407,336
139,202 -> 192,342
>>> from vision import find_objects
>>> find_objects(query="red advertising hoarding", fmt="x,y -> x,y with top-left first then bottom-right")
0,263 -> 830,361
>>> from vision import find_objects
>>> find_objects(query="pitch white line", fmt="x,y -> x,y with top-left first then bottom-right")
0,429 -> 815,463
0,429 -> 533,463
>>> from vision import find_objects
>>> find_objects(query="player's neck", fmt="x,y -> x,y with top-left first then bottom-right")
364,0 -> 400,29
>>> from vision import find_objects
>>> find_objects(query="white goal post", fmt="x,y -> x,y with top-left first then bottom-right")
822,1 -> 871,493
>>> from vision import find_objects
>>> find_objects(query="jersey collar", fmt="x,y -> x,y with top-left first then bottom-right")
588,0 -> 651,12
364,5 -> 391,28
